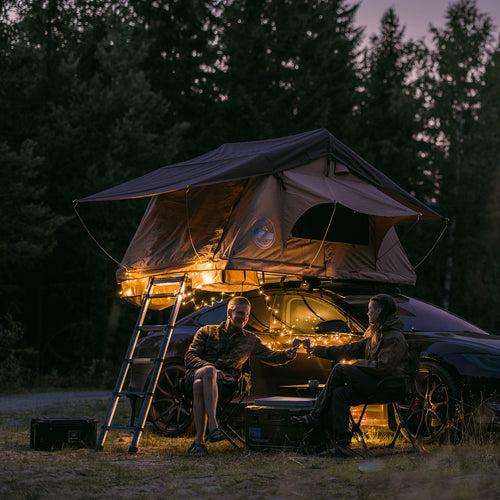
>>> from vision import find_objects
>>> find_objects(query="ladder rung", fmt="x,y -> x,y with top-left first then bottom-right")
126,357 -> 157,364
106,425 -> 141,431
115,391 -> 149,398
147,292 -> 178,299
138,325 -> 167,331
152,277 -> 184,285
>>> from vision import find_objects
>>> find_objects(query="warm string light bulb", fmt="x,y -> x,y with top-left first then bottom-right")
180,289 -> 226,309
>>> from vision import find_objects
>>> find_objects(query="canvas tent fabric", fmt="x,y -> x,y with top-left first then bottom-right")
76,129 -> 442,309
77,128 -> 439,223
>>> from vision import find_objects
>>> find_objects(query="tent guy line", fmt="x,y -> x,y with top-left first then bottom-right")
73,201 -> 128,270
306,201 -> 337,270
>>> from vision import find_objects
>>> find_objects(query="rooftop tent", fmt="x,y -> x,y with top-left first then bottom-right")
76,129 -> 442,308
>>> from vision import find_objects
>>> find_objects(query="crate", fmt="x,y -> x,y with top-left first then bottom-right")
30,417 -> 98,451
245,399 -> 327,452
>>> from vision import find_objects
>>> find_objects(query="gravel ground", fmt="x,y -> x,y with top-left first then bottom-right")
0,391 -> 111,413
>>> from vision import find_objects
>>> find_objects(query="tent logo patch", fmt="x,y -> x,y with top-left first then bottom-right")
252,217 -> 275,249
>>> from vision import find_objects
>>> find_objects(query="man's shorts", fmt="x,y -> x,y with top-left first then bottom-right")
183,367 -> 238,401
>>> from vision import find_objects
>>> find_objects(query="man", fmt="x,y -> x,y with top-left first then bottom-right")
184,296 -> 297,455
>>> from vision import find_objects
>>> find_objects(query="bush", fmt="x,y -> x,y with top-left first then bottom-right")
0,313 -> 38,391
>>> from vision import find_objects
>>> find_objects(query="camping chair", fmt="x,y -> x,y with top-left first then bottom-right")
349,345 -> 421,455
154,366 -> 251,449
217,370 -> 252,448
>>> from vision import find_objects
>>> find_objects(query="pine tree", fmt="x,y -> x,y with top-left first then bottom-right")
1,4 -> 185,379
352,8 -> 446,298
212,0 -> 363,143
36,8 -> 185,376
356,7 -> 435,197
0,140 -> 65,288
460,48 -> 500,331
427,0 -> 495,311
127,0 -> 220,158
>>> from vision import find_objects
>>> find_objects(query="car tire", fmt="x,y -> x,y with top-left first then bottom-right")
148,363 -> 194,437
398,360 -> 460,444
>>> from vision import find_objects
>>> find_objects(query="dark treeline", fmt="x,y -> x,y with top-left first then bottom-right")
1,0 -> 499,389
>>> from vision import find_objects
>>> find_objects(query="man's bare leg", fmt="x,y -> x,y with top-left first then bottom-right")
192,366 -> 219,443
192,379 -> 207,444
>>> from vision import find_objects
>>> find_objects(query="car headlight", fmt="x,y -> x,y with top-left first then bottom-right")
462,353 -> 500,372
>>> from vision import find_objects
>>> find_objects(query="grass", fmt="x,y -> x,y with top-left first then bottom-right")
1,397 -> 499,499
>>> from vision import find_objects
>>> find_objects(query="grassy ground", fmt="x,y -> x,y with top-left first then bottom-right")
1,397 -> 499,499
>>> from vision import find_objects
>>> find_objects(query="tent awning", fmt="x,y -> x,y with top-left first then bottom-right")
76,128 -> 441,224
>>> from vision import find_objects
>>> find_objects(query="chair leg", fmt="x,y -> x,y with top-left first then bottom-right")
391,401 -> 420,452
218,424 -> 245,449
218,394 -> 246,449
351,402 -> 420,455
350,404 -> 371,455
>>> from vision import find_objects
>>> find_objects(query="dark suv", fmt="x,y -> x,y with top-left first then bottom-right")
129,280 -> 500,443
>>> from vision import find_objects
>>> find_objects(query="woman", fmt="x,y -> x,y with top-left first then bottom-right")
291,293 -> 408,457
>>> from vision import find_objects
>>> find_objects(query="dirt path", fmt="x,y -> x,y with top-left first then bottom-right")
0,391 -> 111,413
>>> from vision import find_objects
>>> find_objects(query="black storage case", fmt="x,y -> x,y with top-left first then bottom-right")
30,417 -> 98,451
245,403 -> 327,452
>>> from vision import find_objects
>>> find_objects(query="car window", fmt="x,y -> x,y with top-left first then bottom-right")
247,294 -> 272,332
179,302 -> 227,327
396,298 -> 488,333
342,294 -> 487,334
178,295 -> 278,332
283,294 -> 350,335
177,290 -> 365,338
247,292 -> 363,348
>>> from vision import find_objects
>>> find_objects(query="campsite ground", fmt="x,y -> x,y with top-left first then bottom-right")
1,391 -> 499,499
0,390 -> 110,413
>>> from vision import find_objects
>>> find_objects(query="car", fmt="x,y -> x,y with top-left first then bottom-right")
129,279 -> 500,443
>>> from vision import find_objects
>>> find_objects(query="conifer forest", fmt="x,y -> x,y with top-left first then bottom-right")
1,0 -> 499,388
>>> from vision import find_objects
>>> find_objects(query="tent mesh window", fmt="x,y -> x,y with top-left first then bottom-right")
291,203 -> 369,245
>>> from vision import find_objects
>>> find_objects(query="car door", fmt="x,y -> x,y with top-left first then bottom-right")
246,290 -> 364,398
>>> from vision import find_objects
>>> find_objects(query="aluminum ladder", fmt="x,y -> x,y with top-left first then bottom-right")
97,274 -> 187,453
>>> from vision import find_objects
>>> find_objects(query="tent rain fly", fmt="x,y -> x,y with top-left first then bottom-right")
76,129 -> 443,309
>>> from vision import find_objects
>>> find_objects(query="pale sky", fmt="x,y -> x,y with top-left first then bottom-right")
356,0 -> 500,44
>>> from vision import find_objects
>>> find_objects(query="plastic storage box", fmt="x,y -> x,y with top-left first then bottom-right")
245,397 -> 326,451
30,416 -> 98,451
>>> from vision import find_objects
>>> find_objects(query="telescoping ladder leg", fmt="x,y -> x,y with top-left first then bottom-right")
96,274 -> 187,453
128,276 -> 186,453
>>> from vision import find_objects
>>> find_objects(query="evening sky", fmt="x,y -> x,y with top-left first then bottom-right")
356,0 -> 500,43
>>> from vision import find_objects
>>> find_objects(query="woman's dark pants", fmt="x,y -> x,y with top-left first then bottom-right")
311,363 -> 379,447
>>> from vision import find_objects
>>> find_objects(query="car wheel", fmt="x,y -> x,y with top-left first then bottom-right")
398,361 -> 460,444
148,363 -> 194,437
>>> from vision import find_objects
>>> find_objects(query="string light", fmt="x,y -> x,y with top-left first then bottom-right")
176,283 -> 358,353
180,288 -> 227,309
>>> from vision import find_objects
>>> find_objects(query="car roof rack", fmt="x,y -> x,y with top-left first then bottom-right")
260,277 -> 403,295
